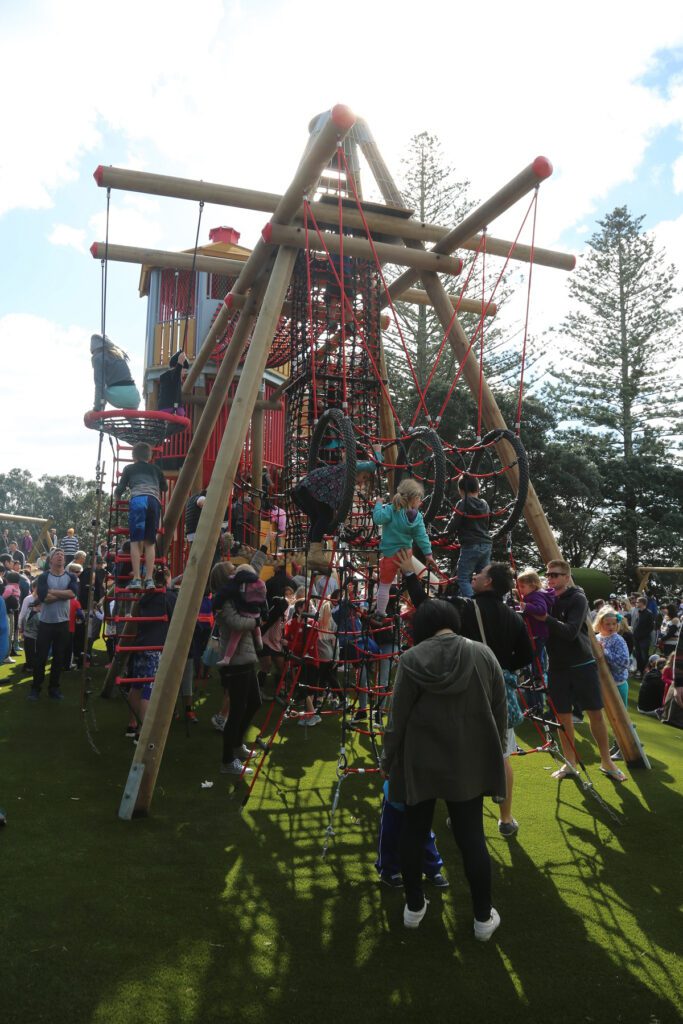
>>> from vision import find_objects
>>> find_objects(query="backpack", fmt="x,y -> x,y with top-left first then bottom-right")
237,576 -> 267,611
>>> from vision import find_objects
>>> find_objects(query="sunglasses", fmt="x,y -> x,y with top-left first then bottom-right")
547,571 -> 566,578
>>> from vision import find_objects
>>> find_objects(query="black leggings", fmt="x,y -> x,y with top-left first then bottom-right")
221,664 -> 262,762
292,484 -> 334,542
399,795 -> 492,920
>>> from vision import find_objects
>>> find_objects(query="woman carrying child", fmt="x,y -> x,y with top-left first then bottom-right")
210,561 -> 264,776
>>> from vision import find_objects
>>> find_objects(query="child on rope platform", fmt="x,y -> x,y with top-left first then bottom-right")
372,478 -> 438,620
452,474 -> 492,598
114,441 -> 167,590
291,460 -> 376,573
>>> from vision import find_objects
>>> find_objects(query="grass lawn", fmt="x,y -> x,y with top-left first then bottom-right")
1,649 -> 682,1024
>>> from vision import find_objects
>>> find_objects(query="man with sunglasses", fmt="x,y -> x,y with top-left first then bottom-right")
540,560 -> 625,781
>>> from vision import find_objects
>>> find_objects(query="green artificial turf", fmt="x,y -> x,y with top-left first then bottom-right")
1,650 -> 682,1024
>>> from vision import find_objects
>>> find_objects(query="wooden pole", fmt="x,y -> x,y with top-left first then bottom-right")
362,128 -> 645,769
398,287 -> 497,317
94,166 -> 575,271
89,242 -> 246,279
386,158 -> 554,305
250,394 -> 265,543
182,104 -> 356,397
120,246 -> 299,818
265,223 -> 463,276
187,394 -> 283,412
422,273 -> 646,767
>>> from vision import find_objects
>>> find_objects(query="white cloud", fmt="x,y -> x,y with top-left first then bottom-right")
0,315 -> 114,480
48,224 -> 87,252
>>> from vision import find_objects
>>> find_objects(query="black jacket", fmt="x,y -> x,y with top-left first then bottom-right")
545,586 -> 594,670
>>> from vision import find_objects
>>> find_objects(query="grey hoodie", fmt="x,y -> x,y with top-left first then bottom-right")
381,632 -> 507,805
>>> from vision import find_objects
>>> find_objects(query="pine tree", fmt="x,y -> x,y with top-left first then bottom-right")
548,206 -> 683,584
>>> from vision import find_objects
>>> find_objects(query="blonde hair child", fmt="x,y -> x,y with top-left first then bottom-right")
372,478 -> 437,618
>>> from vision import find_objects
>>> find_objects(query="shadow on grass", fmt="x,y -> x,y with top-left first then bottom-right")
2,658 -> 682,1024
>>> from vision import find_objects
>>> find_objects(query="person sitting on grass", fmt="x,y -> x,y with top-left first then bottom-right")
114,441 -> 168,590
637,655 -> 665,715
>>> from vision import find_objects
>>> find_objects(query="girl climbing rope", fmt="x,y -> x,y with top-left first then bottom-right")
372,478 -> 438,621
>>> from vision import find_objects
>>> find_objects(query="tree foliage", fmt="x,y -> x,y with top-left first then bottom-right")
546,206 -> 683,585
0,469 -> 100,548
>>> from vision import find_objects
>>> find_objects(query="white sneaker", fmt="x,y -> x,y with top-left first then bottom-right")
220,758 -> 253,776
236,744 -> 255,760
297,713 -> 322,727
474,907 -> 500,942
404,899 -> 429,929
211,713 -> 226,732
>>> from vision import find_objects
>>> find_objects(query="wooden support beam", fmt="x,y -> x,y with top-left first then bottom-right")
264,223 -> 463,276
94,166 -> 575,271
397,287 -> 497,317
122,246 -> 299,818
182,104 -> 356,396
423,272 -> 646,768
361,125 -> 645,771
89,242 -> 246,279
387,158 -> 555,305
250,396 -> 265,539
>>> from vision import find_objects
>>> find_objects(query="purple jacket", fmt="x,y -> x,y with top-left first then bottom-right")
522,587 -> 556,640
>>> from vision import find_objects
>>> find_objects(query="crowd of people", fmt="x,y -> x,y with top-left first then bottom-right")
2,471 -> 682,944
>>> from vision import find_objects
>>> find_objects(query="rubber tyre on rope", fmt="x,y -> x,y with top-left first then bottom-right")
394,427 -> 446,524
308,408 -> 358,531
467,428 -> 529,539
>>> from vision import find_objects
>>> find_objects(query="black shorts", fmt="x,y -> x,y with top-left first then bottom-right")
547,662 -> 603,714
260,644 -> 282,660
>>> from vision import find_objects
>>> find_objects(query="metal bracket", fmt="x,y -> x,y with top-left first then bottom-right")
118,763 -> 145,820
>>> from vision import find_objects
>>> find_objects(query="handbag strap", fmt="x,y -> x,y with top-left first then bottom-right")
473,601 -> 487,647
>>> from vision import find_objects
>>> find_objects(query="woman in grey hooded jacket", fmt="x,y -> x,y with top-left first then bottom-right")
381,599 -> 507,940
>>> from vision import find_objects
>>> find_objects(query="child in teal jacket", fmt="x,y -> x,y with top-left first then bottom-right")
372,478 -> 437,618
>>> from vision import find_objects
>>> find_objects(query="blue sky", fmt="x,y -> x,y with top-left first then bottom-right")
1,0 -> 682,483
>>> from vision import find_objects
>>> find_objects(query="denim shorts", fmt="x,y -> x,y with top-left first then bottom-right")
128,495 -> 161,543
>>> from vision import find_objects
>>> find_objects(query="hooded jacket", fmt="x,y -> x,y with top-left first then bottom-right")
381,632 -> 507,805
91,336 -> 135,408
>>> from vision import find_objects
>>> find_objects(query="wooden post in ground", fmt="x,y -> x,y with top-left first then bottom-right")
422,273 -> 646,767
250,390 -> 265,545
120,247 -> 299,817
364,132 -> 645,768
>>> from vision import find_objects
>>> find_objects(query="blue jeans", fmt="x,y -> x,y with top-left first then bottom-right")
457,542 -> 492,597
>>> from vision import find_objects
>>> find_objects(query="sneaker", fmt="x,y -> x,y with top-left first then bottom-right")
27,689 -> 40,701
350,710 -> 367,724
404,899 -> 429,929
612,748 -> 623,761
498,818 -> 519,838
474,907 -> 501,942
297,713 -> 322,727
380,873 -> 403,888
236,744 -> 255,760
144,578 -> 156,590
572,714 -> 584,725
372,711 -> 383,728
185,710 -> 199,724
426,872 -> 450,889
126,578 -> 142,590
211,713 -> 226,732
48,690 -> 64,701
220,758 -> 253,776
3,657 -> 16,665
124,724 -> 138,738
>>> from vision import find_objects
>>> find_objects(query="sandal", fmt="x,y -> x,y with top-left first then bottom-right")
551,764 -> 579,780
599,766 -> 627,782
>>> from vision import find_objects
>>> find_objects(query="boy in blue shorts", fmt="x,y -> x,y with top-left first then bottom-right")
115,441 -> 168,589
